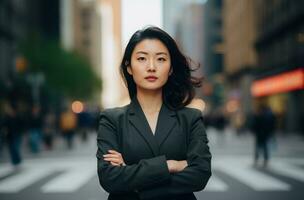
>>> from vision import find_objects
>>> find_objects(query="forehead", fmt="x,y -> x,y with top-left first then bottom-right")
133,39 -> 169,54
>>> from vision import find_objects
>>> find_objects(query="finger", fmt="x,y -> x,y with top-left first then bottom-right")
105,158 -> 120,165
108,150 -> 121,155
103,154 -> 120,158
104,153 -> 122,159
104,158 -> 121,163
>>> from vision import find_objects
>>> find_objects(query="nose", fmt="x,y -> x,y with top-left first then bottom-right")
147,59 -> 156,71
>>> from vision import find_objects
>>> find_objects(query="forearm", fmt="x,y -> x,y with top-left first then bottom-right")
100,152 -> 188,193
97,155 -> 171,193
138,162 -> 211,199
166,160 -> 188,173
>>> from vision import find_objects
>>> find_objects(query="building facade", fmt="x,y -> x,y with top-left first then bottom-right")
222,0 -> 257,130
253,0 -> 304,134
223,0 -> 304,134
0,0 -> 59,102
60,0 -> 123,108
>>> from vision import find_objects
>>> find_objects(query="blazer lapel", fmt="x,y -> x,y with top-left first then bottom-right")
154,103 -> 177,147
128,97 -> 160,156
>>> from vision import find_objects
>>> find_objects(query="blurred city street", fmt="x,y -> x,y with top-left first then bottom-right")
1,128 -> 304,200
1,0 -> 304,200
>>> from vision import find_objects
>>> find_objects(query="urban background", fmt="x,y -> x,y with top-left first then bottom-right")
0,0 -> 304,200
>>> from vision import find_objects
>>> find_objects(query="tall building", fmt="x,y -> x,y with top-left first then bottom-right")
0,0 -> 59,96
223,0 -> 257,75
64,0 -> 104,78
163,0 -> 206,101
253,0 -> 304,133
61,0 -> 102,103
163,0 -> 225,114
163,0 -> 205,75
222,0 -> 258,129
203,0 -> 223,76
0,0 -> 26,83
98,0 -> 123,108
202,0 -> 225,111
60,0 -> 123,107
223,0 -> 304,134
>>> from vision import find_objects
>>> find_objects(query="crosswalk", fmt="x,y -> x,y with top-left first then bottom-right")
0,156 -> 303,193
0,157 -> 97,193
205,157 -> 302,191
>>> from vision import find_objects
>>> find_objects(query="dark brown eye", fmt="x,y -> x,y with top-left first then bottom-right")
158,57 -> 166,62
137,57 -> 146,61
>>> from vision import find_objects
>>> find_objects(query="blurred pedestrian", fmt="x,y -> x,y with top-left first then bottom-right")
0,103 -> 6,157
28,105 -> 43,153
251,104 -> 276,168
78,111 -> 90,142
214,108 -> 227,132
2,77 -> 31,168
60,108 -> 77,149
43,111 -> 56,150
212,108 -> 228,145
2,100 -> 26,168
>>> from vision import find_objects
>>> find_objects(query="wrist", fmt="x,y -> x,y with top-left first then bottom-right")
167,160 -> 188,173
167,160 -> 178,173
166,160 -> 173,172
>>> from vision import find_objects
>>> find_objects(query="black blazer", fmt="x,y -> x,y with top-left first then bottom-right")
96,97 -> 212,200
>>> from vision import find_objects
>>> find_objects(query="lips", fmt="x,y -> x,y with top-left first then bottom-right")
145,76 -> 158,81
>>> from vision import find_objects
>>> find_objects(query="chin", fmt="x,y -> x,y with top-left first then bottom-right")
139,85 -> 164,91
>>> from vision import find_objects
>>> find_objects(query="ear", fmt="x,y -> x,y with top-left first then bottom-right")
127,66 -> 133,75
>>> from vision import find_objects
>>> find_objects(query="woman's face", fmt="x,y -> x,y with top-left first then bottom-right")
127,39 -> 171,92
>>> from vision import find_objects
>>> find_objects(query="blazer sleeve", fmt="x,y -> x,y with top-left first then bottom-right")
96,110 -> 171,194
138,110 -> 212,199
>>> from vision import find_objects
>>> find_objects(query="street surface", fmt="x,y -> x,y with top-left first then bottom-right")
0,128 -> 303,200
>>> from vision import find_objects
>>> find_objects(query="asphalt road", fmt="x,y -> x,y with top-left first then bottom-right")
0,129 -> 303,200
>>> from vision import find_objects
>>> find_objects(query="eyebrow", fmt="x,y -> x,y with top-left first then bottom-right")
135,51 -> 168,56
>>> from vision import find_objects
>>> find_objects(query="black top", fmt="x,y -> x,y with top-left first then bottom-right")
96,97 -> 212,200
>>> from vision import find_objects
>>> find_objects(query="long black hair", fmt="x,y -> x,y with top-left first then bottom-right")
120,26 -> 202,110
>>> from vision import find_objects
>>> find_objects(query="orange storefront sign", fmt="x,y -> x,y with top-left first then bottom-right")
251,68 -> 304,97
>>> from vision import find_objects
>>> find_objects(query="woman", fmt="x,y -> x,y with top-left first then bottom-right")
96,26 -> 211,200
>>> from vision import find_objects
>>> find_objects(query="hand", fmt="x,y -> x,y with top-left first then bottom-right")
166,160 -> 188,173
103,150 -> 126,166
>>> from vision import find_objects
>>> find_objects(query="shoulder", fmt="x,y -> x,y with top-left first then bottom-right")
186,98 -> 205,113
178,106 -> 202,117
99,105 -> 129,123
176,105 -> 203,124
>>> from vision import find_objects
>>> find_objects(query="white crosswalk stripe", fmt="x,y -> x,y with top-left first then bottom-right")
268,162 -> 304,182
204,174 -> 228,191
0,157 -> 303,193
41,165 -> 96,193
0,167 -> 55,192
212,157 -> 292,191
216,163 -> 291,191
0,166 -> 14,178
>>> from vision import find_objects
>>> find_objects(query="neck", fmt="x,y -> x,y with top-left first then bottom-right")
136,88 -> 163,114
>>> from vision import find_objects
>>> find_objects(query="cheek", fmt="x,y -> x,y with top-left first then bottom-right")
160,64 -> 171,79
160,75 -> 169,85
130,68 -> 144,84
